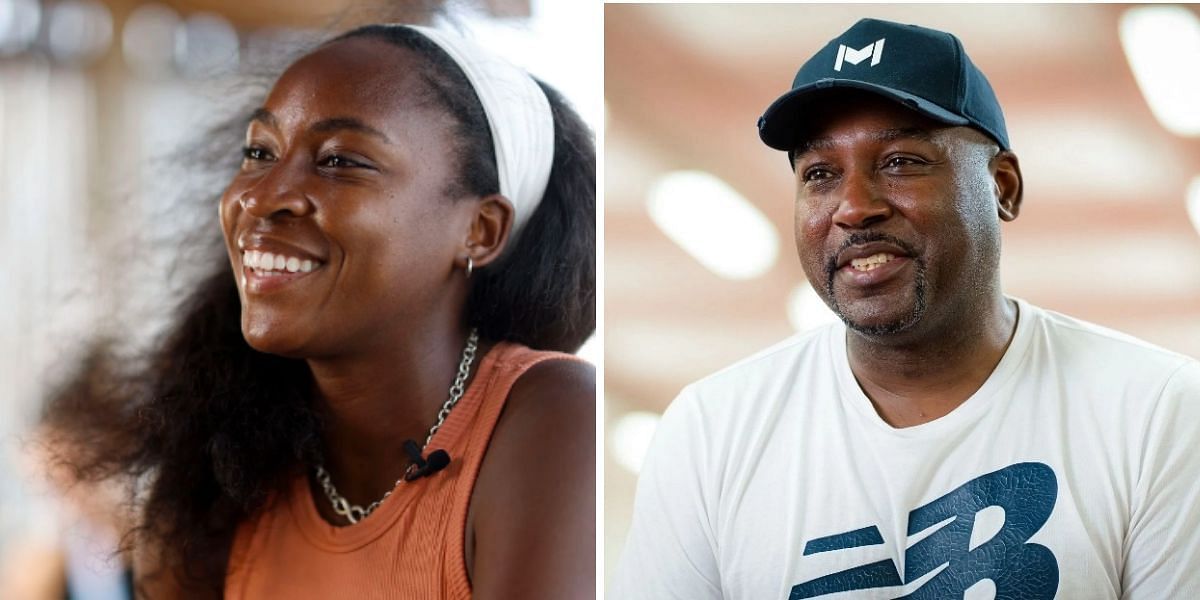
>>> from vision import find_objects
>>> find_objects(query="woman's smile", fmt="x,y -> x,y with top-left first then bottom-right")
243,250 -> 319,274
242,258 -> 324,295
236,236 -> 329,296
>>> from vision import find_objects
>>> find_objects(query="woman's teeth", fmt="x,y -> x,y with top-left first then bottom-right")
242,250 -> 318,274
850,252 -> 895,272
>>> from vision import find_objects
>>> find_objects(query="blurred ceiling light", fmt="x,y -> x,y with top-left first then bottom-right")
1187,175 -> 1200,238
47,0 -> 111,65
787,281 -> 839,332
122,3 -> 180,77
1120,6 -> 1200,136
0,0 -> 40,56
647,170 -> 779,280
609,410 -> 660,475
175,13 -> 239,78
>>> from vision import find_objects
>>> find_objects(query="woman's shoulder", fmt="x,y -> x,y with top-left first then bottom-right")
475,340 -> 595,474
485,341 -> 594,417
467,348 -> 595,594
488,344 -> 594,456
506,347 -> 594,401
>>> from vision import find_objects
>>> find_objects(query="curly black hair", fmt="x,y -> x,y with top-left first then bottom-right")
41,24 -> 594,596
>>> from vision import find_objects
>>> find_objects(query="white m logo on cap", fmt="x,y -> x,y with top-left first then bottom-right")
834,38 -> 886,72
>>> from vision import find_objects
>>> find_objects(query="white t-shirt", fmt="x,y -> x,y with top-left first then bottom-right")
614,299 -> 1200,599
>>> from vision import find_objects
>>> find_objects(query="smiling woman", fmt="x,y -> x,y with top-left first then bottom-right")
41,24 -> 595,600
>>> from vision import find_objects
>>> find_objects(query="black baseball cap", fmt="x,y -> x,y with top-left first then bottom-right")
758,18 -> 1010,157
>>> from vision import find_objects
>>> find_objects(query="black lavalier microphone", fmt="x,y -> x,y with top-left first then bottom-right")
402,439 -> 451,481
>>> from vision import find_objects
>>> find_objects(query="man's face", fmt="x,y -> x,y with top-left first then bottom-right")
791,91 -> 1014,338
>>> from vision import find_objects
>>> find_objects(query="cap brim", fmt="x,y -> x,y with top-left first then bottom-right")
758,80 -> 971,151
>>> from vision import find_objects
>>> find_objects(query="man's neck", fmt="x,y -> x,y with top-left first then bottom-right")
845,295 -> 1019,428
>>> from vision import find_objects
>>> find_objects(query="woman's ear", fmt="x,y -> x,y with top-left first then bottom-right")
992,151 -> 1023,222
456,194 -> 514,271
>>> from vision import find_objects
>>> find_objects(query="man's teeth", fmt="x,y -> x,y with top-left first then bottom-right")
850,252 -> 895,272
243,250 -> 317,274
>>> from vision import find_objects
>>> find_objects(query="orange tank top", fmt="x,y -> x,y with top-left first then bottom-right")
224,342 -> 576,599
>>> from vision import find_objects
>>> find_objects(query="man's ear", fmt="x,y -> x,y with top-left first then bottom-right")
992,150 -> 1023,222
455,193 -> 514,272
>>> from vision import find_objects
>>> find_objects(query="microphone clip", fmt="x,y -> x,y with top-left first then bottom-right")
402,439 -> 451,481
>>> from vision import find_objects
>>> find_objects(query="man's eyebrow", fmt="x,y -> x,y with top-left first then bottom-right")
872,127 -> 936,144
794,136 -> 834,157
246,110 -> 393,145
793,127 -> 937,157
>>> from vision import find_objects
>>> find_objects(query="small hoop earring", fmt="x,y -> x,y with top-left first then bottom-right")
465,256 -> 474,279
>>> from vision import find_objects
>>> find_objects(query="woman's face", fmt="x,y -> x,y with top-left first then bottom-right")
219,37 -> 475,358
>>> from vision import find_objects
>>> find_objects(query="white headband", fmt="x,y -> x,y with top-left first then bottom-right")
407,25 -> 555,235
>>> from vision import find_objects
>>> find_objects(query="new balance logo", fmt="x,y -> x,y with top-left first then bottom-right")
789,462 -> 1060,599
833,38 -> 885,72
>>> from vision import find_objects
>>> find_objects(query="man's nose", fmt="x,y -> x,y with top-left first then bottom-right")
831,169 -> 891,229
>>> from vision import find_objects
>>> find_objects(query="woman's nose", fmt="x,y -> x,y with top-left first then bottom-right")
240,162 -> 314,219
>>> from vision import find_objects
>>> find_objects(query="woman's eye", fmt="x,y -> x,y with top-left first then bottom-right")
242,146 -> 272,162
319,154 -> 359,168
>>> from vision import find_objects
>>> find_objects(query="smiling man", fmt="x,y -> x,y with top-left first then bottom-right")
614,18 -> 1200,600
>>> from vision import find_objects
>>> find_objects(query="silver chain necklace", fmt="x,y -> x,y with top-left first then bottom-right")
314,328 -> 479,525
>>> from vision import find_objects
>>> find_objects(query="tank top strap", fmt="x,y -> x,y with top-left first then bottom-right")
440,341 -> 581,595
448,342 -> 579,458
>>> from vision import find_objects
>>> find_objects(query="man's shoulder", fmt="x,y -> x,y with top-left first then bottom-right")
677,324 -> 838,406
1020,301 -> 1200,404
653,325 -> 841,472
1023,300 -> 1194,373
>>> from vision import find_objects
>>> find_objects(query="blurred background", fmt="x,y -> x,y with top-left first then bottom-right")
0,0 -> 598,597
604,2 -> 1200,588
